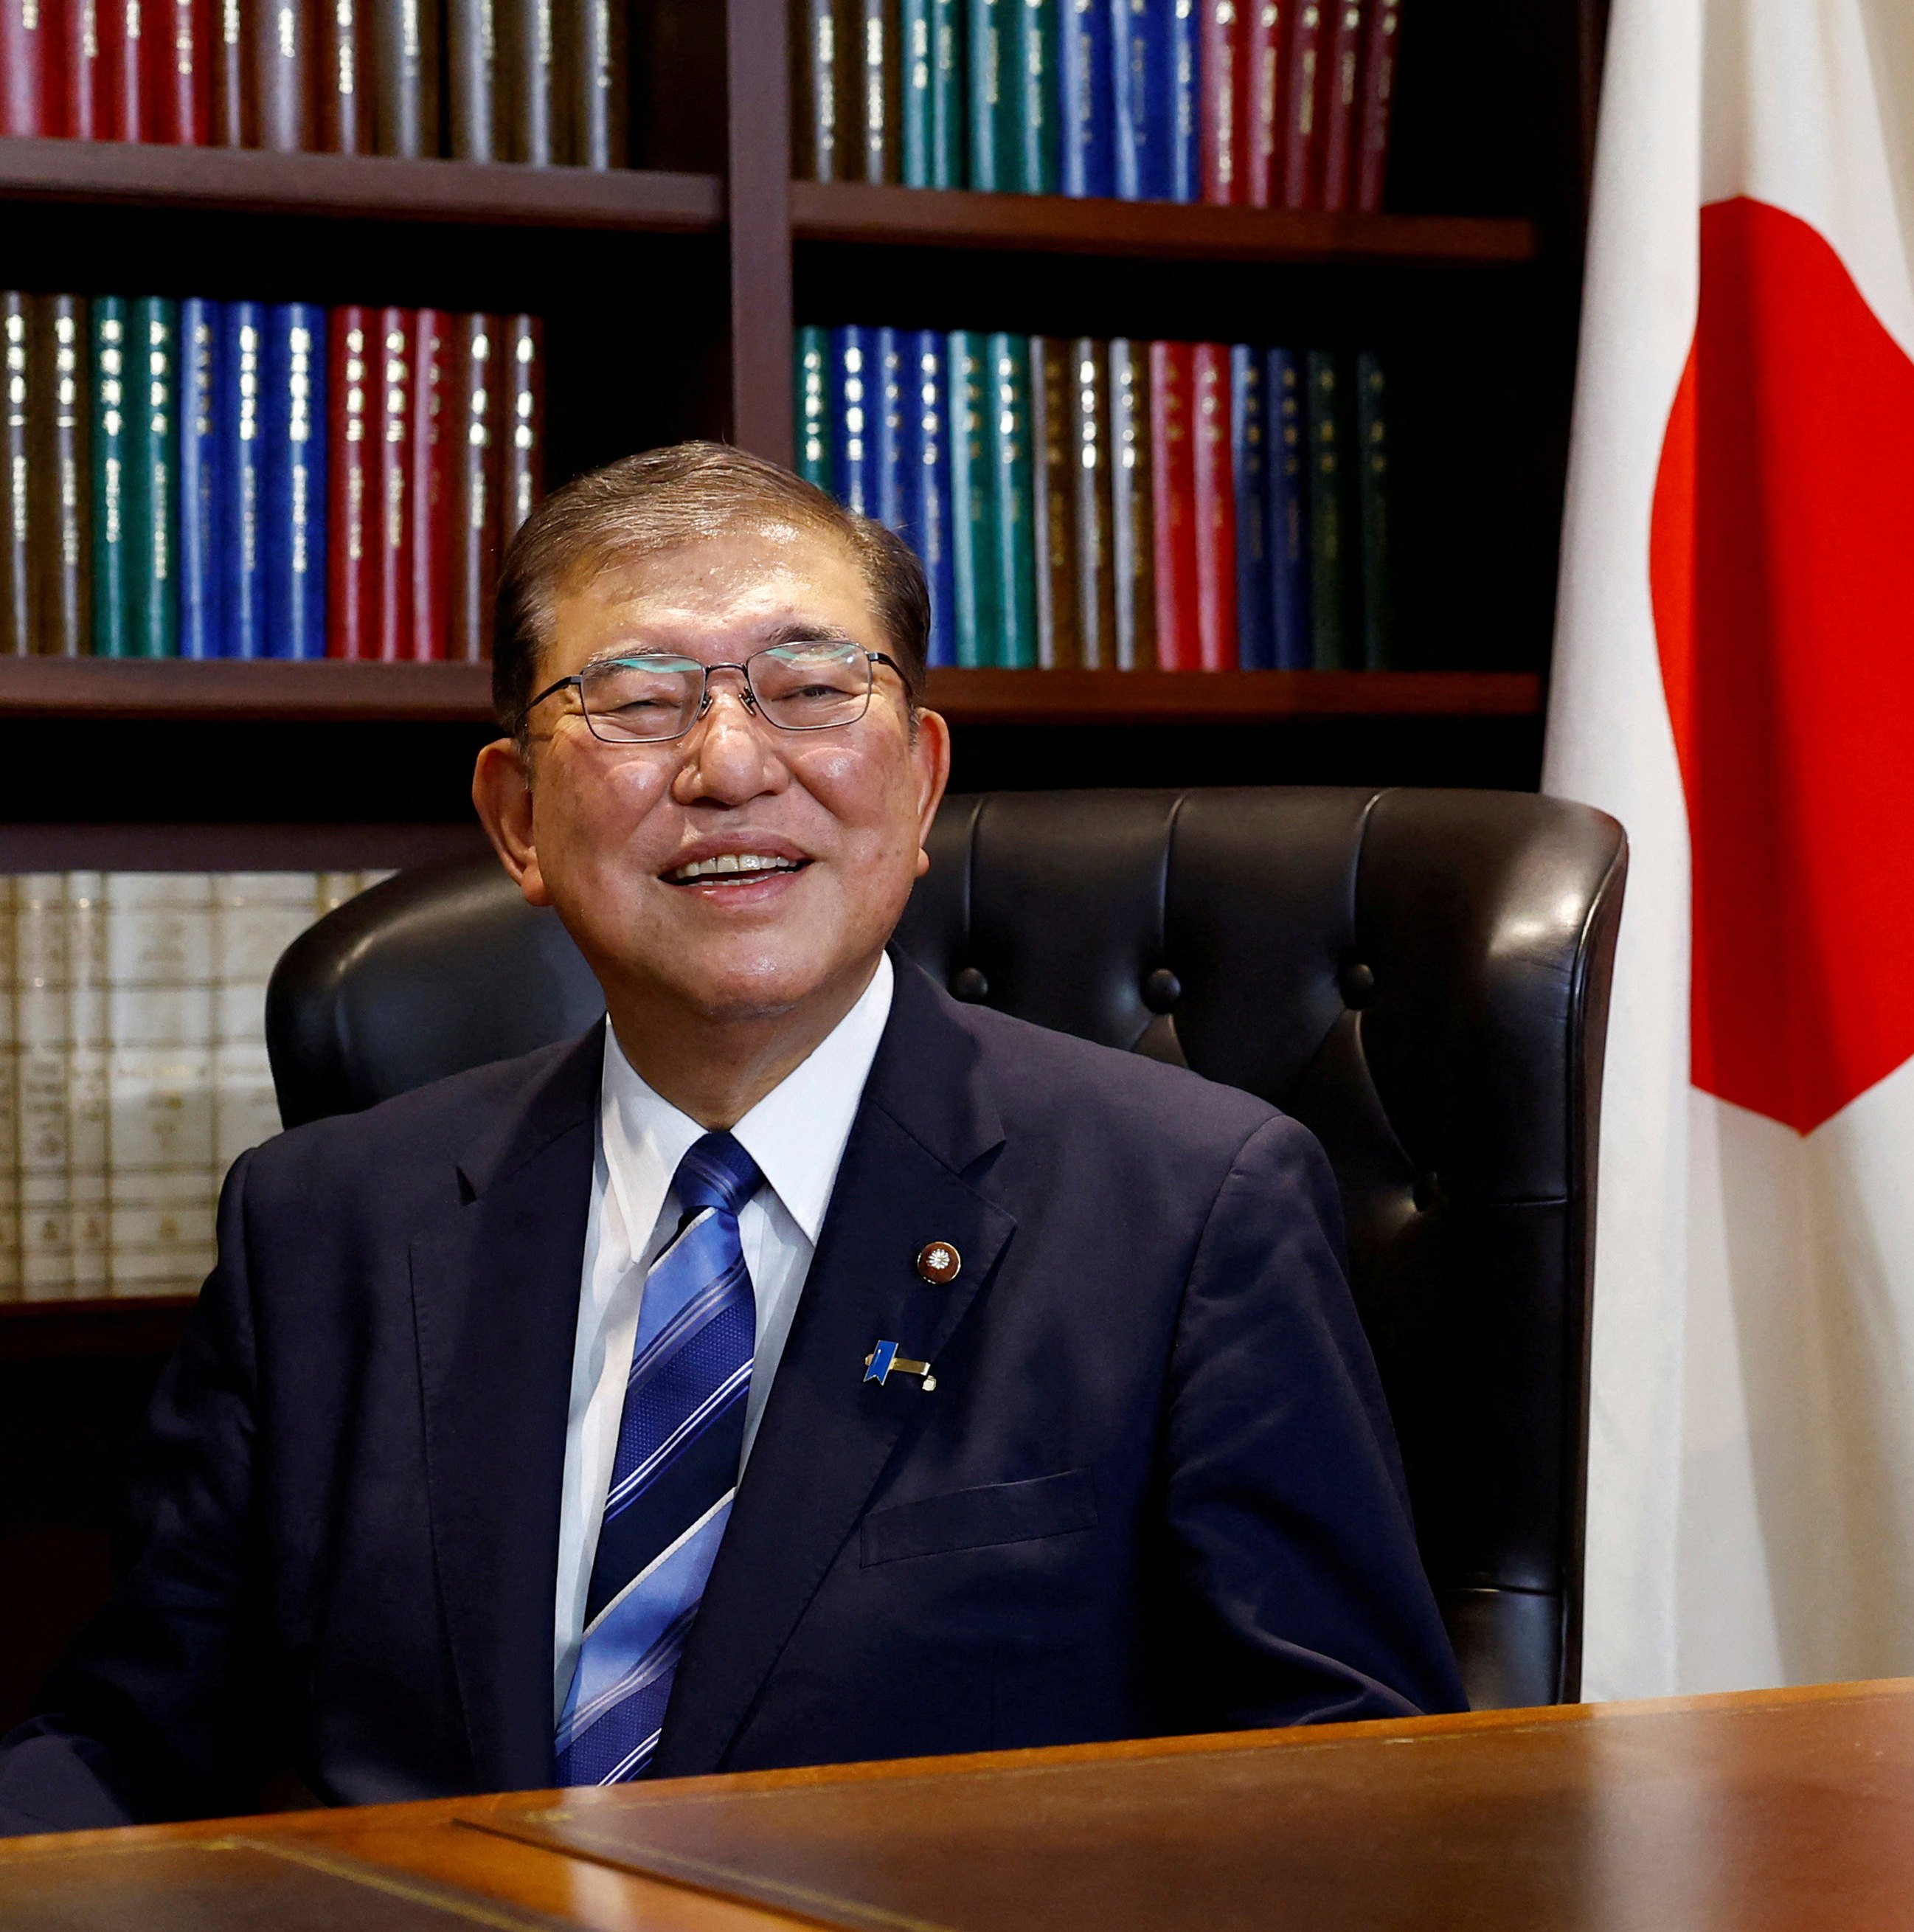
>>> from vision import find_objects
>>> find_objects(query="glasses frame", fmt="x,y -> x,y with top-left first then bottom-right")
524,645 -> 909,745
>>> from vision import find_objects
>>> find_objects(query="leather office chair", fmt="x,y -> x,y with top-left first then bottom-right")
268,787 -> 1626,1712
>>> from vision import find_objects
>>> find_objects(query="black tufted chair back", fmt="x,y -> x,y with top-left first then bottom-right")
267,786 -> 1626,1712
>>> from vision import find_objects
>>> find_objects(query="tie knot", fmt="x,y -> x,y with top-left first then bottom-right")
674,1132 -> 762,1220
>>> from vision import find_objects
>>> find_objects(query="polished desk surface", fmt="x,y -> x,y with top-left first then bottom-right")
4,1679 -> 1914,1930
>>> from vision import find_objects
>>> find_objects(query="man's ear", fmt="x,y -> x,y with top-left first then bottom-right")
472,738 -> 552,907
911,708 -> 953,879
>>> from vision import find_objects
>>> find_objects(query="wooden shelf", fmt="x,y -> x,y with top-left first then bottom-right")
0,1296 -> 195,1363
0,657 -> 1540,727
791,181 -> 1540,266
0,136 -> 722,234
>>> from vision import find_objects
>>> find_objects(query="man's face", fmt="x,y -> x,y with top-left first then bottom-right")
490,522 -> 949,1025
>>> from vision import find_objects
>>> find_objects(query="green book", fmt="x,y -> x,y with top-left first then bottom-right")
1305,350 -> 1349,671
125,297 -> 178,659
1355,351 -> 1395,670
986,330 -> 1037,668
1016,0 -> 1058,193
91,298 -> 131,659
947,330 -> 996,667
903,0 -> 965,187
795,325 -> 833,494
967,0 -> 1013,192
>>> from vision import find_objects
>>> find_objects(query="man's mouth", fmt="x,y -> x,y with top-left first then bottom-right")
663,852 -> 811,885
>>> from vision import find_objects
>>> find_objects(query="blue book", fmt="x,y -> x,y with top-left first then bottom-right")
177,298 -> 223,661
1059,0 -> 1113,197
1112,0 -> 1167,200
260,303 -> 327,659
909,330 -> 956,668
218,300 -> 266,658
1230,345 -> 1272,670
1267,347 -> 1311,670
830,325 -> 875,516
1168,0 -> 1199,203
873,327 -> 914,537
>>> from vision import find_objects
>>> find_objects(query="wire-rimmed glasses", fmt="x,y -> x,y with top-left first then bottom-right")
525,640 -> 908,745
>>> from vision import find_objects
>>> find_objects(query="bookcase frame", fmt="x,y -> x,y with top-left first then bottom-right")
0,0 -> 1609,1725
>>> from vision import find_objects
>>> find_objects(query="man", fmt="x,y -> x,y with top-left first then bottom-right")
0,443 -> 1463,1834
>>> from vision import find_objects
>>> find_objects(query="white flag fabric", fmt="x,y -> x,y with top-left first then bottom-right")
1547,0 -> 1914,1698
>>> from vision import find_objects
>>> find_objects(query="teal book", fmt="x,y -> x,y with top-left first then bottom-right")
947,330 -> 997,667
1305,349 -> 1349,671
967,0 -> 1014,191
795,326 -> 833,494
1016,0 -> 1058,193
903,0 -> 964,187
1355,351 -> 1395,669
90,298 -> 131,659
986,330 -> 1037,668
125,297 -> 179,658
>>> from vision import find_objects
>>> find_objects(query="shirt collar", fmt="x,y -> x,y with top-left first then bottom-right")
599,952 -> 895,1248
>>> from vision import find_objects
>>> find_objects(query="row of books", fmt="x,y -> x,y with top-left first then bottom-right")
0,0 -> 626,165
797,0 -> 1401,209
0,870 -> 386,1301
0,293 -> 544,663
797,325 -> 1395,674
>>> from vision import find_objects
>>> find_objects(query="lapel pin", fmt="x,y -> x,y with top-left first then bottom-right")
916,1241 -> 962,1285
864,1339 -> 937,1392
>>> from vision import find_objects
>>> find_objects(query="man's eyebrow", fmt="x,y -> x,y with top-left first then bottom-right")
577,622 -> 861,672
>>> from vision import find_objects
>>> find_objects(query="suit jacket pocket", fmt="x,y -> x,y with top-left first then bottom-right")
860,1469 -> 1099,1566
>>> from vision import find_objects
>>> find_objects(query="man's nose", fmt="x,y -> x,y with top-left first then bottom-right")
673,674 -> 785,805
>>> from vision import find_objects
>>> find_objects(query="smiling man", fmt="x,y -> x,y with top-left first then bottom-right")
0,444 -> 1462,1835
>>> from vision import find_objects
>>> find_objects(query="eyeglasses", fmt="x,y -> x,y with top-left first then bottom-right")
525,641 -> 908,745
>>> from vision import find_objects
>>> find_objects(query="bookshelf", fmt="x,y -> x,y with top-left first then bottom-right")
0,0 -> 1607,1730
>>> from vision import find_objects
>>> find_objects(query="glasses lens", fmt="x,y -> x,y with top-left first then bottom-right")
581,658 -> 704,741
750,643 -> 871,730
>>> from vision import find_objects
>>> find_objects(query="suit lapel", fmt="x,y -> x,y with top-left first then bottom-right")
653,961 -> 1017,1778
409,1027 -> 601,1793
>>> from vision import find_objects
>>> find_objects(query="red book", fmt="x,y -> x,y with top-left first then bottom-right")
502,314 -> 544,546
408,308 -> 449,659
1148,341 -> 1199,673
1198,0 -> 1244,207
1190,344 -> 1236,670
1,0 -> 50,134
319,0 -> 367,151
448,314 -> 502,664
1355,0 -> 1400,213
211,0 -> 252,143
153,0 -> 211,142
374,308 -> 415,662
327,306 -> 377,659
1320,0 -> 1366,212
109,0 -> 153,138
1280,0 -> 1328,210
60,0 -> 108,136
1243,0 -> 1283,207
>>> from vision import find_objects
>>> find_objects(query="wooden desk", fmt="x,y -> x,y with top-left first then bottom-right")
5,1679 -> 1913,1930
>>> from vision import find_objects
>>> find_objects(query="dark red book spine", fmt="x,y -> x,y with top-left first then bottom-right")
407,308 -> 448,660
256,0 -> 314,150
1243,0 -> 1283,207
101,0 -> 148,139
59,0 -> 107,136
1320,0 -> 1366,212
1148,341 -> 1199,673
374,308 -> 414,663
212,0 -> 251,142
1355,0 -> 1399,212
1280,0 -> 1327,210
1,0 -> 50,134
448,314 -> 501,664
502,314 -> 543,547
1190,342 -> 1236,671
153,0 -> 210,142
319,0 -> 366,151
327,306 -> 376,659
1199,0 -> 1243,206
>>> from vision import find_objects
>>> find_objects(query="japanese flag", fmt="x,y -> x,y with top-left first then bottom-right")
1546,0 -> 1914,1697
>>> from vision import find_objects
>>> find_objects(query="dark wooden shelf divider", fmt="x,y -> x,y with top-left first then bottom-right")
791,181 -> 1540,266
0,134 -> 722,232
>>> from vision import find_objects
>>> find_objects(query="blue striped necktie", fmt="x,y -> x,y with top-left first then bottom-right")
555,1131 -> 762,1785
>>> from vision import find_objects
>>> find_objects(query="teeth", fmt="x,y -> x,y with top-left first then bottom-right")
670,852 -> 800,882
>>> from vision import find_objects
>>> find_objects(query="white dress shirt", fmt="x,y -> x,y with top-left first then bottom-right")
552,953 -> 895,1711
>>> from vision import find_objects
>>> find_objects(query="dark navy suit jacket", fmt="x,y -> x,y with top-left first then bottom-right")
0,955 -> 1464,1833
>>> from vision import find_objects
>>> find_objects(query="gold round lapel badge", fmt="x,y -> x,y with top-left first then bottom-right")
915,1241 -> 962,1285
